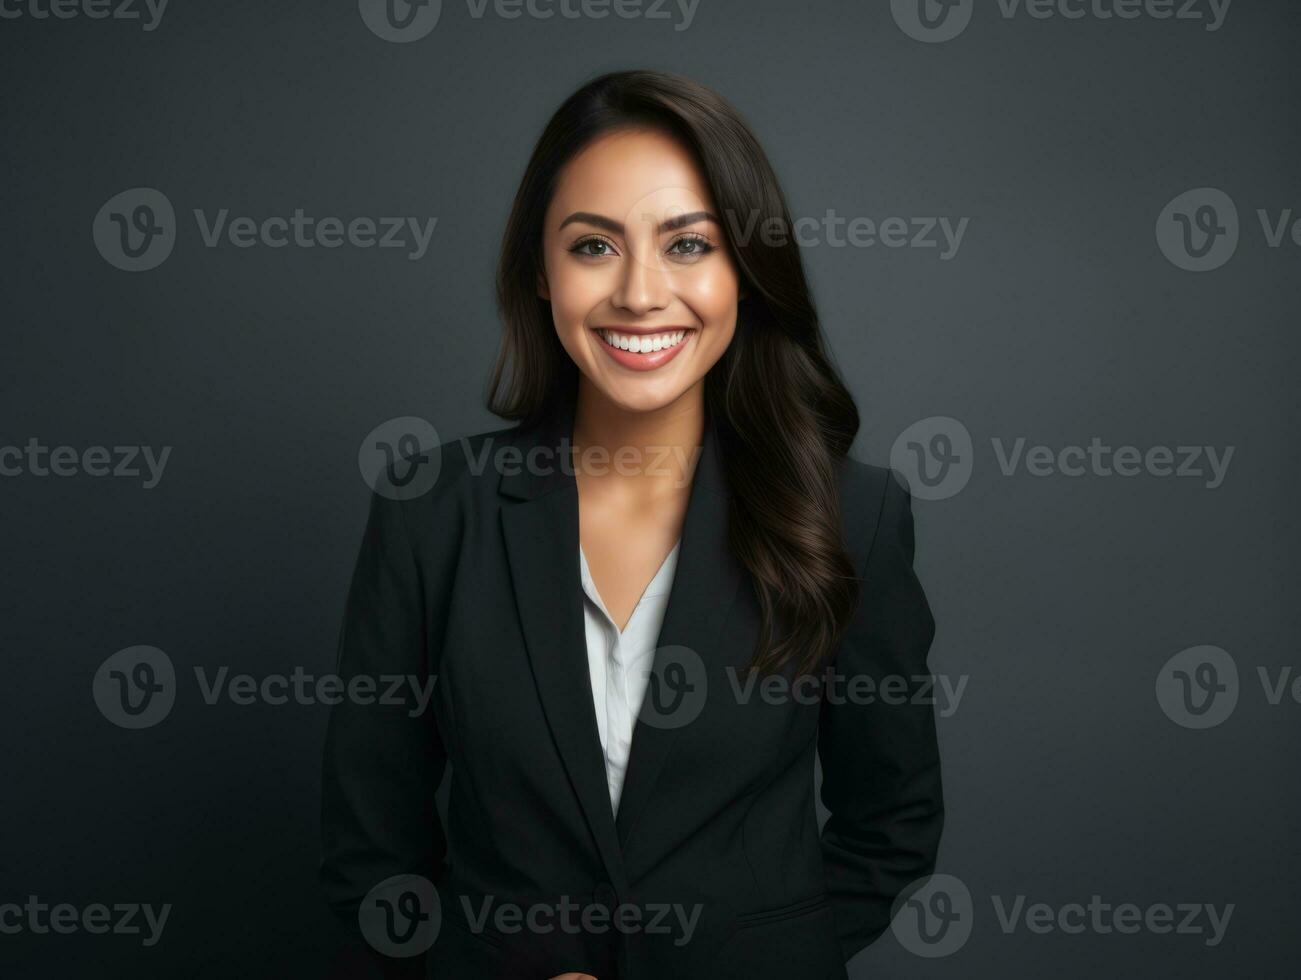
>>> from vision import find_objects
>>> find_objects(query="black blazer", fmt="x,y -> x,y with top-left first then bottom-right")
319,397 -> 943,980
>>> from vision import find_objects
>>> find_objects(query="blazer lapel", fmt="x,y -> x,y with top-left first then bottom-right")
614,409 -> 743,849
498,397 -> 629,892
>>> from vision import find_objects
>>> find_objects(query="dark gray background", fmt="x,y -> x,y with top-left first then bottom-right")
2,1 -> 1297,976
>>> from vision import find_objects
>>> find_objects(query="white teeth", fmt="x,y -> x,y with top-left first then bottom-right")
597,329 -> 688,354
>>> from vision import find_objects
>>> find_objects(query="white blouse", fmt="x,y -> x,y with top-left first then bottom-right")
578,541 -> 682,817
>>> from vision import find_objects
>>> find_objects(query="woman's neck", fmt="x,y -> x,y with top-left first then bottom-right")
571,379 -> 705,495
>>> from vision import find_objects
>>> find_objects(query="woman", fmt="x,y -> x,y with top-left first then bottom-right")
320,69 -> 943,980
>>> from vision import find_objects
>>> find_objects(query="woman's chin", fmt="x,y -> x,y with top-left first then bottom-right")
588,373 -> 693,416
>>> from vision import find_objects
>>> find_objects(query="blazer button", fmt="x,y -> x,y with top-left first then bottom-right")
594,882 -> 618,909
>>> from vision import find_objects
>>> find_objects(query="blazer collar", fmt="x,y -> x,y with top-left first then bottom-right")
496,393 -> 743,887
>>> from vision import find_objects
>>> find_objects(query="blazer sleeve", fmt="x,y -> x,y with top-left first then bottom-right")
818,469 -> 944,963
319,487 -> 447,980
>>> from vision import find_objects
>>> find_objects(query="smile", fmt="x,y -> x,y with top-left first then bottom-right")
593,327 -> 694,371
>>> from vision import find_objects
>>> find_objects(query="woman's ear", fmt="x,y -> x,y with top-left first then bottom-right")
536,269 -> 550,301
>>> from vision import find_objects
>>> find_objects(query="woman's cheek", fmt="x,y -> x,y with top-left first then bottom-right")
690,263 -> 739,316
686,286 -> 738,348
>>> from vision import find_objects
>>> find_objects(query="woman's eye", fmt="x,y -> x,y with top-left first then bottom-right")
571,237 -> 614,257
669,235 -> 714,257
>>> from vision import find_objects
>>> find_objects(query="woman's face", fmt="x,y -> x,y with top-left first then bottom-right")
539,126 -> 741,415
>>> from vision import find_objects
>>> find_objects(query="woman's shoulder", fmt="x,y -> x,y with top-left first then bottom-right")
411,421 -> 528,505
358,421 -> 530,566
835,453 -> 917,570
439,422 -> 526,481
366,420 -> 525,530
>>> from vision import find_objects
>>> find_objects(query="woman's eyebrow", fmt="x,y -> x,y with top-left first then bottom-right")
558,210 -> 719,234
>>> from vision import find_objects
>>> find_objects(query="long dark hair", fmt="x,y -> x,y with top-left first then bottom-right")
488,69 -> 860,677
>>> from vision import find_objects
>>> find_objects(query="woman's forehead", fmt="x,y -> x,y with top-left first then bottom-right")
548,128 -> 714,224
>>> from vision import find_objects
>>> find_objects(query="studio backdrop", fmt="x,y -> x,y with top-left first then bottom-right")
1,1 -> 1297,977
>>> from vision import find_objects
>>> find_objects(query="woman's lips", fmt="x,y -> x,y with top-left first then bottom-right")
592,327 -> 694,372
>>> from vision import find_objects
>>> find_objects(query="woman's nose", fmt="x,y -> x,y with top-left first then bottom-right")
611,244 -> 671,314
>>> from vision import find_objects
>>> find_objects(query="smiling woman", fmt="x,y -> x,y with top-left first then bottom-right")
320,69 -> 944,980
